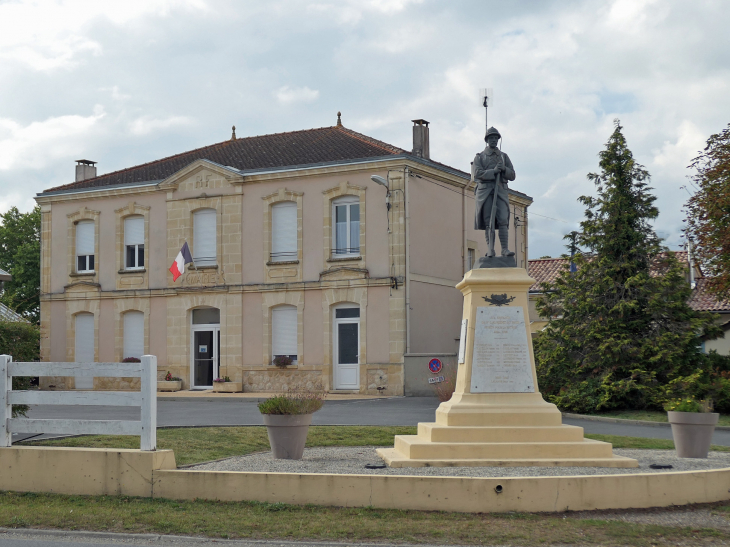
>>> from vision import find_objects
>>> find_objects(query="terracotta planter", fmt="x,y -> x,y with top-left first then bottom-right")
262,413 -> 313,459
668,411 -> 719,458
213,382 -> 242,393
157,380 -> 182,392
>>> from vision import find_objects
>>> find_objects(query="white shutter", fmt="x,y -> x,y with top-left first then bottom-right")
123,311 -> 144,359
75,313 -> 95,362
272,202 -> 297,261
193,209 -> 217,266
124,216 -> 144,246
76,221 -> 94,255
272,306 -> 297,358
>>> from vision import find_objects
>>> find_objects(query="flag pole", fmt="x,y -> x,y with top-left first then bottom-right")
187,239 -> 197,271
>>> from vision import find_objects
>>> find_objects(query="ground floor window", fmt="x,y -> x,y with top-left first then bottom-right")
272,305 -> 297,364
123,311 -> 144,359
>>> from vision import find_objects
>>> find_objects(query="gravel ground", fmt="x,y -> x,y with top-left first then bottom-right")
188,446 -> 730,477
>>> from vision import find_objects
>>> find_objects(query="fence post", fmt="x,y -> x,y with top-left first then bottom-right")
140,355 -> 157,451
0,355 -> 12,447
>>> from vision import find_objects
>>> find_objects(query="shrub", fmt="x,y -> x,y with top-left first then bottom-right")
272,355 -> 293,368
0,320 -> 40,417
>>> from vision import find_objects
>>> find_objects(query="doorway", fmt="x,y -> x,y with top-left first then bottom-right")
333,306 -> 360,390
190,307 -> 220,389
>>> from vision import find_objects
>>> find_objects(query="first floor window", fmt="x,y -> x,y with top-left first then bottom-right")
123,311 -> 144,360
124,216 -> 144,269
193,209 -> 217,266
271,202 -> 297,262
467,248 -> 476,270
272,305 -> 297,363
333,197 -> 359,257
76,220 -> 95,272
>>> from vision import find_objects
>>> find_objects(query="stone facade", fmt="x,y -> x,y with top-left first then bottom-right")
37,142 -> 532,396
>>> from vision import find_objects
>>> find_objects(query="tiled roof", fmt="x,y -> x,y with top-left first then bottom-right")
528,252 -> 730,313
43,125 -> 410,194
688,278 -> 730,313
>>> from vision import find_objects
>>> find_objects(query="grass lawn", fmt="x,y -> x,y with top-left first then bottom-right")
577,409 -> 730,426
2,491 -> 730,546
23,425 -> 730,464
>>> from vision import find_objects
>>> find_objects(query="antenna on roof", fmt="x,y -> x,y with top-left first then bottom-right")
231,125 -> 236,140
479,88 -> 493,134
337,111 -> 342,126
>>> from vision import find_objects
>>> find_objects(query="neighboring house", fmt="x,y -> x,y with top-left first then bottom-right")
35,116 -> 533,394
526,252 -> 730,354
0,267 -> 29,323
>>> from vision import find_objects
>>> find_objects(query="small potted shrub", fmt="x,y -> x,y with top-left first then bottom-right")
272,355 -> 293,368
258,385 -> 326,459
157,371 -> 183,392
664,397 -> 719,458
213,375 -> 243,393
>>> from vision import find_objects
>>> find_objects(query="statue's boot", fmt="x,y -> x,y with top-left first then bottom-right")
499,226 -> 515,257
486,231 -> 496,257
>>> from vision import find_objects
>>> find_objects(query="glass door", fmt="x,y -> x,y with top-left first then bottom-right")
191,327 -> 219,389
334,307 -> 360,389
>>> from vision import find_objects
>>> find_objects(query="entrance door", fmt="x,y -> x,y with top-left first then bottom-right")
191,327 -> 219,389
334,307 -> 360,389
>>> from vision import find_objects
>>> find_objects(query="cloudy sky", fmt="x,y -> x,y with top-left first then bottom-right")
1,0 -> 728,258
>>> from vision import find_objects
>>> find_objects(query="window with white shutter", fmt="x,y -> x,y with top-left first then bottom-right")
332,196 -> 360,257
272,305 -> 297,363
124,216 -> 145,270
123,311 -> 144,359
76,220 -> 95,272
193,209 -> 217,266
75,313 -> 95,362
271,202 -> 297,262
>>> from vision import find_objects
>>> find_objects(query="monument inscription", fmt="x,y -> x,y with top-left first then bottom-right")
470,306 -> 534,393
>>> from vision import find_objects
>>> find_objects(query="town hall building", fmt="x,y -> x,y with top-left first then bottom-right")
36,115 -> 532,394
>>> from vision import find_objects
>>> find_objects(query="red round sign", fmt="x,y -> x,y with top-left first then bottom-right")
428,358 -> 443,374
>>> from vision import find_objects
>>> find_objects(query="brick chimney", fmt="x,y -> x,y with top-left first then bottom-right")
75,160 -> 97,182
411,119 -> 430,159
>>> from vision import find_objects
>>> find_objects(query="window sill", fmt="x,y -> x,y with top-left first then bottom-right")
190,264 -> 218,270
266,260 -> 299,266
327,256 -> 362,263
70,272 -> 96,277
118,268 -> 146,274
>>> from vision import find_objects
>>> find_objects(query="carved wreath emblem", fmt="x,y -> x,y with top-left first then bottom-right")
482,293 -> 515,306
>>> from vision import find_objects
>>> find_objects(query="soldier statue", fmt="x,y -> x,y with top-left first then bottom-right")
473,126 -> 515,258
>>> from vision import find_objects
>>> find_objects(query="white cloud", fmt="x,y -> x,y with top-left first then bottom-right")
275,86 -> 320,105
129,115 -> 193,136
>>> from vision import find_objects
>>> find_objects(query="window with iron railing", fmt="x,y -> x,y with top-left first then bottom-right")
271,201 -> 297,262
332,197 -> 360,258
193,209 -> 217,267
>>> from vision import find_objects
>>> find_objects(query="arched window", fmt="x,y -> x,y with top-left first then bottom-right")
193,209 -> 217,266
332,196 -> 359,257
124,216 -> 144,270
271,202 -> 297,262
272,305 -> 297,363
123,311 -> 144,360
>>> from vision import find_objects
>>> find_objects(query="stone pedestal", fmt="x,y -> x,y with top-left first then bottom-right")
377,267 -> 638,468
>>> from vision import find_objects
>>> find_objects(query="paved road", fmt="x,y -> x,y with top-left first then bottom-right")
12,397 -> 730,446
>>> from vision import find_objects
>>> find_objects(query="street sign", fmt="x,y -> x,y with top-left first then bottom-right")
428,376 -> 445,384
428,358 -> 443,374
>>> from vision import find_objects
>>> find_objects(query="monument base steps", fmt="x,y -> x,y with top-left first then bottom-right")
376,447 -> 639,468
377,267 -> 639,469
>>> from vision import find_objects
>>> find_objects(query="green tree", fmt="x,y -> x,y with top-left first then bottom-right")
0,206 -> 41,323
534,120 -> 720,413
686,123 -> 730,300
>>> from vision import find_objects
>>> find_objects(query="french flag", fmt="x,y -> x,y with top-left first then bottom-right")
169,242 -> 193,281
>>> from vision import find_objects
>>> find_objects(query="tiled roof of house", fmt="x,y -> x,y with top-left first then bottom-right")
43,125 -> 414,194
528,251 -> 730,313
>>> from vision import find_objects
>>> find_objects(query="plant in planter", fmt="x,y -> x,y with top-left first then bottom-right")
213,375 -> 242,393
272,355 -> 293,368
664,397 -> 719,458
258,385 -> 326,459
122,357 -> 141,363
158,370 -> 183,392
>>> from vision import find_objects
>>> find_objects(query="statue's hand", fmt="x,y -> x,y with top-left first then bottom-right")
493,164 -> 503,174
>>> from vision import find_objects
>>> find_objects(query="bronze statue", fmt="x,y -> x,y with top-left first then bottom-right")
473,126 -> 515,259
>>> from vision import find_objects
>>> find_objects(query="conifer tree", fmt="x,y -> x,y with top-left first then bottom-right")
534,120 -> 719,413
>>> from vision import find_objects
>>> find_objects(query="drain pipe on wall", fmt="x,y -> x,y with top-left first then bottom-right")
405,167 -> 411,355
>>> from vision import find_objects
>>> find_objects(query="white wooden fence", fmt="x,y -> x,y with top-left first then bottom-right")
0,354 -> 157,450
